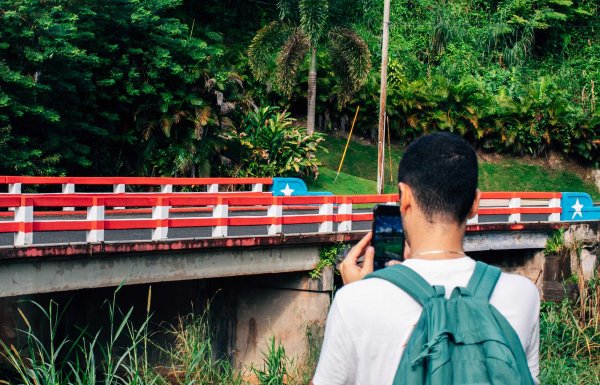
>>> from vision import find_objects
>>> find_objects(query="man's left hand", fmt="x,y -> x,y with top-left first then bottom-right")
339,232 -> 375,285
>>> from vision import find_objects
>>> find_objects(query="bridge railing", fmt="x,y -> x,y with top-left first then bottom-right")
0,176 -> 273,195
0,191 -> 564,247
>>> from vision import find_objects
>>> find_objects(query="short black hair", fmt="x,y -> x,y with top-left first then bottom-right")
398,132 -> 478,223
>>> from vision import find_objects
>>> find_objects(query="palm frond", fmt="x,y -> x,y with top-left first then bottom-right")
276,29 -> 310,97
248,22 -> 292,83
299,0 -> 329,46
161,117 -> 172,138
277,0 -> 296,21
328,27 -> 372,108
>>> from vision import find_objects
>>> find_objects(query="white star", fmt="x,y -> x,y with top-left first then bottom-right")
571,199 -> 584,219
280,183 -> 295,196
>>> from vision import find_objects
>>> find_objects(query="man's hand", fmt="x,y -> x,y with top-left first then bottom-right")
339,232 -> 375,285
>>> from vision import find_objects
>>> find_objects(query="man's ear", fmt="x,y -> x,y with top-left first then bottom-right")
467,188 -> 481,219
398,182 -> 412,215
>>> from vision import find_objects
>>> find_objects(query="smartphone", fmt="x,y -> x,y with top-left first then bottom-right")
372,204 -> 405,270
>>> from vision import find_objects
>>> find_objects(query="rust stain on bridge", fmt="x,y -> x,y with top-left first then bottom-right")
0,221 -> 576,262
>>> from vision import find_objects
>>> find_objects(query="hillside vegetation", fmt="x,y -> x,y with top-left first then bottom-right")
0,0 -> 598,178
309,135 -> 600,200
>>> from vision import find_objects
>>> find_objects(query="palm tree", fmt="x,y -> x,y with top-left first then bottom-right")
248,0 -> 371,134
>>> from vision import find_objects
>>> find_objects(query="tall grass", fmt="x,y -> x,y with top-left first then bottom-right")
0,289 -> 244,385
0,288 -> 159,385
540,275 -> 600,384
155,309 -> 242,385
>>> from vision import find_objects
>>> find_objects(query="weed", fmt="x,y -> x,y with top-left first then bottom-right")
310,243 -> 348,279
544,228 -> 566,256
540,263 -> 600,384
156,307 -> 242,385
251,337 -> 292,385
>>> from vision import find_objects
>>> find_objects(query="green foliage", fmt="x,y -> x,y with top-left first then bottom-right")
251,337 -> 292,385
159,310 -> 243,385
0,293 -> 244,385
0,289 -> 159,385
223,106 -> 325,178
312,134 -> 600,199
0,0 -> 244,176
310,243 -> 347,279
540,295 -> 600,383
544,228 -> 567,256
299,0 -> 329,45
247,0 -> 372,112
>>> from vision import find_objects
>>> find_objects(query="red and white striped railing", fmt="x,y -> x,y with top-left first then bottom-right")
0,191 -> 563,247
1,176 -> 272,194
471,192 -> 562,223
0,194 -> 397,246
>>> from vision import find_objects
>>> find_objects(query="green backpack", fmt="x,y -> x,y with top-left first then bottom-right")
366,261 -> 535,385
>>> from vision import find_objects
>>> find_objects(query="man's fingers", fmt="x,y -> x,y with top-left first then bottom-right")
361,246 -> 375,275
387,260 -> 402,266
344,232 -> 373,263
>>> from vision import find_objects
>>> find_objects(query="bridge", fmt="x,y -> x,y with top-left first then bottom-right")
0,175 -> 599,367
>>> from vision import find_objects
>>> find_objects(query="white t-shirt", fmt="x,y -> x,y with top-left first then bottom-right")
313,257 -> 540,385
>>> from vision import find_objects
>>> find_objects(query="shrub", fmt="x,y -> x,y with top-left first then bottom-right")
223,106 -> 326,179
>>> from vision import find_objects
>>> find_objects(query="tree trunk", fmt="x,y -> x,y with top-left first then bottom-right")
307,47 -> 317,134
377,0 -> 391,194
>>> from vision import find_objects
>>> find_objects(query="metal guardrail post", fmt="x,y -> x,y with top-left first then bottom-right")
318,198 -> 334,233
208,184 -> 219,193
508,197 -> 521,223
267,198 -> 282,235
113,184 -> 125,209
62,183 -> 75,211
7,183 -> 21,212
14,201 -> 33,246
152,197 -> 169,241
338,198 -> 353,232
86,199 -> 105,243
548,197 -> 561,222
212,198 -> 228,237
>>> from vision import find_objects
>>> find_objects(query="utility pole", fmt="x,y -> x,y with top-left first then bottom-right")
377,0 -> 391,194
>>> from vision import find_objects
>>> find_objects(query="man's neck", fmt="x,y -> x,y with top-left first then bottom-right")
406,221 -> 466,260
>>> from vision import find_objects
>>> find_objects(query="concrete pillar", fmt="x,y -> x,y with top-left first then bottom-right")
232,268 -> 334,371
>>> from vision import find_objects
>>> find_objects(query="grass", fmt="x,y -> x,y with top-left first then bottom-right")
2,275 -> 599,385
311,134 -> 600,200
539,283 -> 600,384
0,293 -> 317,385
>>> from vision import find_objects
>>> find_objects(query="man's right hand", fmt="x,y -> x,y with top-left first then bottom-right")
339,232 -> 375,285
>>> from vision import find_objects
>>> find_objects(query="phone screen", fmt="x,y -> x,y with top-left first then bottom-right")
372,204 -> 404,270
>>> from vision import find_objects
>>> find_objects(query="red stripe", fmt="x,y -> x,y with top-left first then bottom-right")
228,216 -> 277,226
281,215 -> 328,225
0,222 -> 19,232
33,221 -> 92,231
480,192 -> 562,199
168,217 -> 220,228
1,176 -> 272,186
105,219 -> 157,230
478,207 -> 561,215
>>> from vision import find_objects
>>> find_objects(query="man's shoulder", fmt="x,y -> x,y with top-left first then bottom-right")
492,270 -> 540,309
334,277 -> 421,315
495,271 -> 540,298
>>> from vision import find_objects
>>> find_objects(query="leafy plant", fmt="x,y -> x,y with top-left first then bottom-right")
156,308 -> 243,385
310,243 -> 348,279
544,228 -> 567,256
224,106 -> 326,179
251,337 -> 292,385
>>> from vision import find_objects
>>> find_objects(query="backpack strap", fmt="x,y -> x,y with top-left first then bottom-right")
366,265 -> 438,305
466,261 -> 502,300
